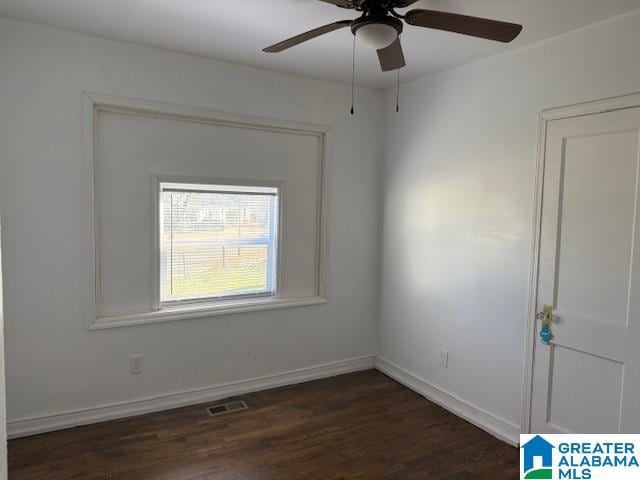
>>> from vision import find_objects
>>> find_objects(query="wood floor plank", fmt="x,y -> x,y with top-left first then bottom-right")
8,371 -> 518,479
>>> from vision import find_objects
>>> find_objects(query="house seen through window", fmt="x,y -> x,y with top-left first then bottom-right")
160,182 -> 279,304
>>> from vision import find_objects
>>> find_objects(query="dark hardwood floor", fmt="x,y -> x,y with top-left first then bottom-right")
8,370 -> 518,479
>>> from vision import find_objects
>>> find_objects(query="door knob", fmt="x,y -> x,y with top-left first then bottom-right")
537,304 -> 553,345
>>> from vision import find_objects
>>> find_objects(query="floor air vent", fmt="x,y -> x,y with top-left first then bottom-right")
206,400 -> 249,417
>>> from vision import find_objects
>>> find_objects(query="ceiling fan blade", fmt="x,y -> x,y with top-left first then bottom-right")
377,37 -> 406,72
317,0 -> 356,8
263,20 -> 353,53
391,0 -> 420,7
405,9 -> 523,43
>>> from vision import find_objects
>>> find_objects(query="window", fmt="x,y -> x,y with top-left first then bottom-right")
159,182 -> 279,305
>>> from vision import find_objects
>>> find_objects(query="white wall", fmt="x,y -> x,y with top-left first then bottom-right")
0,18 -> 384,428
379,9 -> 640,435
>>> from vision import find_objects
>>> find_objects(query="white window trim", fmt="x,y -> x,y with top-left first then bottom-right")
83,92 -> 330,331
88,296 -> 329,330
152,176 -> 283,309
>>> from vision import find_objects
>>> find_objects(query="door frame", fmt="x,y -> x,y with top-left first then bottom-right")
0,216 -> 6,477
520,91 -> 640,435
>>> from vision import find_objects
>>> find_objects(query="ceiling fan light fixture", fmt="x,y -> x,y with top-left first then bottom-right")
351,17 -> 403,50
355,23 -> 397,49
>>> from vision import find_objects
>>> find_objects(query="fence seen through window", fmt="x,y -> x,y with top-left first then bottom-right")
160,182 -> 279,304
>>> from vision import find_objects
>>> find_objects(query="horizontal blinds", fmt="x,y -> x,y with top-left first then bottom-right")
160,186 -> 278,303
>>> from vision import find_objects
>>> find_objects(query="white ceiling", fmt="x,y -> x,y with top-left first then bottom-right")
1,0 -> 638,89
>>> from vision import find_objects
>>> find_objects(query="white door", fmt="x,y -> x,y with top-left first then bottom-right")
530,106 -> 640,434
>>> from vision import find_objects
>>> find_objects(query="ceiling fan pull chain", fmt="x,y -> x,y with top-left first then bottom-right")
351,35 -> 356,115
396,61 -> 400,113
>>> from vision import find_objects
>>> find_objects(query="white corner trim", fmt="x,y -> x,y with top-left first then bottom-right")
374,357 -> 520,446
520,114 -> 547,435
7,355 -> 374,439
91,296 -> 328,330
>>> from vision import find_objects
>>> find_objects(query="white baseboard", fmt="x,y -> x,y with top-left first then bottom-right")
374,357 -> 520,446
7,355 -> 374,439
8,355 -> 520,445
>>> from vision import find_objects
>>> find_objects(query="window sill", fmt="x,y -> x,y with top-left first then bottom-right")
89,296 -> 328,330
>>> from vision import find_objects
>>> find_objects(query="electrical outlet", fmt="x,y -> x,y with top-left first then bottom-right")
130,354 -> 143,374
440,349 -> 449,368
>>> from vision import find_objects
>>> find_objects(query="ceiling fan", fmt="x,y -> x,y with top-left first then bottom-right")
263,0 -> 523,72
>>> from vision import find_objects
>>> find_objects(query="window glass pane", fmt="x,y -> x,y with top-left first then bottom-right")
160,185 -> 278,303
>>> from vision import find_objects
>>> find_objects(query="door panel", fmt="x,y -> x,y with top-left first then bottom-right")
531,107 -> 640,434
548,345 -> 623,433
557,131 -> 638,326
